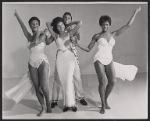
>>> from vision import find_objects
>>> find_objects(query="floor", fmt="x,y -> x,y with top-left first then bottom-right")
2,73 -> 148,119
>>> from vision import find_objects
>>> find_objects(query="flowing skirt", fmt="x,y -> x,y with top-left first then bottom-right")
56,50 -> 76,107
4,71 -> 35,103
4,64 -> 50,103
113,62 -> 138,81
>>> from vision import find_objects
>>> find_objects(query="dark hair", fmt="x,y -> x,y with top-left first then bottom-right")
51,17 -> 64,34
63,12 -> 72,20
28,17 -> 40,26
99,15 -> 111,26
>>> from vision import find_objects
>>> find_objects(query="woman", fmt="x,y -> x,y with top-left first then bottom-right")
51,12 -> 87,108
73,7 -> 141,114
46,17 -> 82,112
4,10 -> 52,116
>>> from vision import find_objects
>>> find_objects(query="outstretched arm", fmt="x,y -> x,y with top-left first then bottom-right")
69,21 -> 82,37
46,22 -> 57,40
73,34 -> 97,52
112,6 -> 141,37
14,10 -> 31,40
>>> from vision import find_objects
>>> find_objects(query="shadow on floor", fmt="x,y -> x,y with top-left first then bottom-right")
20,99 -> 41,111
3,98 -> 16,111
57,99 -> 64,110
85,97 -> 100,107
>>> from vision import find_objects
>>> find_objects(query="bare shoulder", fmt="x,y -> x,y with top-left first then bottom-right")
111,31 -> 116,37
92,33 -> 102,42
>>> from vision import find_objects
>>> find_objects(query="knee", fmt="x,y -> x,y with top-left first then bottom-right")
35,88 -> 40,95
98,77 -> 105,86
108,77 -> 115,86
41,85 -> 49,93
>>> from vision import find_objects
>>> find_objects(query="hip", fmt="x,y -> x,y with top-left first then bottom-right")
94,53 -> 113,65
29,53 -> 49,68
56,49 -> 75,63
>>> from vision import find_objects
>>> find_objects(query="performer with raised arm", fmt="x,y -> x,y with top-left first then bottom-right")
46,17 -> 82,112
5,10 -> 53,116
73,7 -> 141,114
51,12 -> 87,108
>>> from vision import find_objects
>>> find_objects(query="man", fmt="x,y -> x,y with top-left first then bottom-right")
51,12 -> 88,108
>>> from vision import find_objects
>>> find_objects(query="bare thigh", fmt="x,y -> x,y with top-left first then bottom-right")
38,61 -> 50,88
105,61 -> 116,82
94,61 -> 106,84
28,63 -> 39,91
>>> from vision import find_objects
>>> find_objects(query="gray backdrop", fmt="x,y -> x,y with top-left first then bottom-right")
2,3 -> 148,78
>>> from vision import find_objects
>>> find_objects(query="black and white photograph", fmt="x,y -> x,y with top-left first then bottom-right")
2,1 -> 148,119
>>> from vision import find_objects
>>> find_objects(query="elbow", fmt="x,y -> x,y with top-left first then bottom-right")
86,49 -> 90,52
127,24 -> 131,27
126,22 -> 131,27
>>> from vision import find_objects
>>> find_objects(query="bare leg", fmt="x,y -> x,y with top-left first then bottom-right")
28,64 -> 45,116
94,61 -> 106,114
38,61 -> 51,114
105,61 -> 116,109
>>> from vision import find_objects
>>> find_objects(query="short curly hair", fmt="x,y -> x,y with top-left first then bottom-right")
51,17 -> 64,34
99,15 -> 111,26
28,16 -> 40,26
62,12 -> 72,20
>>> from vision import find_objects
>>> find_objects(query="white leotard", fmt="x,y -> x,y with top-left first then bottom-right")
27,42 -> 49,68
94,37 -> 115,65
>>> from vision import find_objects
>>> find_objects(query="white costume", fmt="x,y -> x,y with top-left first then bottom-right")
52,25 -> 84,102
55,34 -> 76,107
4,42 -> 50,103
94,37 -> 138,81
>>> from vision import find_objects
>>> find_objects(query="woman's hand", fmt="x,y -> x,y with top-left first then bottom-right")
136,6 -> 141,13
44,29 -> 51,38
71,36 -> 79,46
14,10 -> 18,17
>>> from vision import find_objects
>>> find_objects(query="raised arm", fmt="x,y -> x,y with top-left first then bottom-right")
69,21 -> 82,37
44,29 -> 55,45
14,10 -> 31,40
77,32 -> 80,40
74,34 -> 97,52
29,30 -> 54,48
46,22 -> 57,40
112,6 -> 141,37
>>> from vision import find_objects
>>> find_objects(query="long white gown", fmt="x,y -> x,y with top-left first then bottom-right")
55,34 -> 76,107
4,42 -> 50,103
94,37 -> 138,81
52,45 -> 84,101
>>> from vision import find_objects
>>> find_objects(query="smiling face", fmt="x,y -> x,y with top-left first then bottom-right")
101,21 -> 110,32
57,21 -> 65,33
63,14 -> 72,25
29,20 -> 40,32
